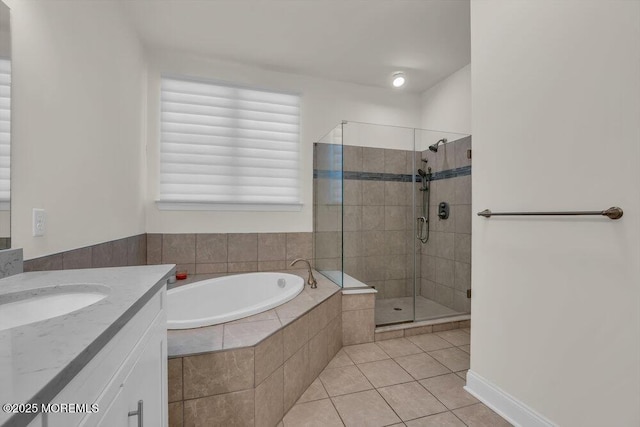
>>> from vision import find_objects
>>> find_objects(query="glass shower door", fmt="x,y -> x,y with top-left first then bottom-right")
314,124 -> 343,287
413,129 -> 472,321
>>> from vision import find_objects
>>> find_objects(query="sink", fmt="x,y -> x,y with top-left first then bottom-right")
0,284 -> 109,331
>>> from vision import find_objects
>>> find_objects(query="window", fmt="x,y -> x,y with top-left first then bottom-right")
0,58 -> 10,209
158,77 -> 301,210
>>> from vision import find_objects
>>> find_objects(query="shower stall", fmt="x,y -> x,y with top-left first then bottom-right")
314,121 -> 472,326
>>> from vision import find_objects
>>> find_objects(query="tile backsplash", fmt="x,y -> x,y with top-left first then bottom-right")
21,232 -> 312,277
147,232 -> 313,275
23,234 -> 147,272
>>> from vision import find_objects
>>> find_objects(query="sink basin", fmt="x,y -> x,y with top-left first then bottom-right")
0,284 -> 109,330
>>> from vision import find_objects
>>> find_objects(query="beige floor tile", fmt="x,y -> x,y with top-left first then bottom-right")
298,378 -> 329,404
319,365 -> 373,396
326,349 -> 355,369
376,338 -> 423,358
420,374 -> 478,410
458,345 -> 470,354
343,342 -> 390,364
394,353 -> 450,380
332,390 -> 401,427
377,381 -> 447,421
436,330 -> 471,347
407,334 -> 454,352
428,348 -> 470,372
357,359 -> 414,388
405,411 -> 466,426
455,370 -> 468,381
283,399 -> 344,427
453,403 -> 513,427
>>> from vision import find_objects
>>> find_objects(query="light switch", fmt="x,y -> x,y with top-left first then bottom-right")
32,208 -> 46,237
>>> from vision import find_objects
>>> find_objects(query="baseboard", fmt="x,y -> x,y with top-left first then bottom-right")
464,370 -> 556,427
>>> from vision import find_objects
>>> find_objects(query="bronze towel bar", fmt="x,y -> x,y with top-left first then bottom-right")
477,207 -> 623,220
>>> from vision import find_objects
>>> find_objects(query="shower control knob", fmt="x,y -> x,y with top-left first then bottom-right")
438,202 -> 450,220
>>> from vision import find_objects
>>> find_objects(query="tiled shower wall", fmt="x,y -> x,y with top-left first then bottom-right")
420,136 -> 472,313
341,146 -> 416,299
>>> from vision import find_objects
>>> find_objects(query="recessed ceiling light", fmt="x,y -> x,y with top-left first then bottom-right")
392,72 -> 406,88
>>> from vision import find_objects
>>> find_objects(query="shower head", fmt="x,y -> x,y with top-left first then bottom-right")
428,138 -> 448,152
417,169 -> 427,178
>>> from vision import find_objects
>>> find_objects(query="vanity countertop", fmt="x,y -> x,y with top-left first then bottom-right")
0,265 -> 175,427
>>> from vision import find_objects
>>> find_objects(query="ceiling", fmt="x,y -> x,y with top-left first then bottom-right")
120,0 -> 470,93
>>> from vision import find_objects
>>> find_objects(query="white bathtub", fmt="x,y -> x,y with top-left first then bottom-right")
167,272 -> 304,329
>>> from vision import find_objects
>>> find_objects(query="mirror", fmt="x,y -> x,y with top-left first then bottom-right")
0,1 -> 9,249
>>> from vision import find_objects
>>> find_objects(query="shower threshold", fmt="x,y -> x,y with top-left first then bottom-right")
375,314 -> 471,341
375,295 -> 465,326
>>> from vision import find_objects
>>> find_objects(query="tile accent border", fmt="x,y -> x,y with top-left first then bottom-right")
314,165 -> 472,183
465,370 -> 555,427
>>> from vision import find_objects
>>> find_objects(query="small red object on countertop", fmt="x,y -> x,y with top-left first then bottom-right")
176,271 -> 188,280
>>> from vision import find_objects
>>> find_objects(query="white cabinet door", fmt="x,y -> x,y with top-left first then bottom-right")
27,414 -> 42,427
121,323 -> 166,427
95,387 -> 127,427
48,288 -> 167,427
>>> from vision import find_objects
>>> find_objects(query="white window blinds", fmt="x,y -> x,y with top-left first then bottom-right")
159,77 -> 301,210
0,59 -> 10,206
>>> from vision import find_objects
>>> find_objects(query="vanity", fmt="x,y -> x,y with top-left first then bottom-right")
0,265 -> 175,427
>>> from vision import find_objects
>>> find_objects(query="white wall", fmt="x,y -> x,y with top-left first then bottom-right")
8,0 -> 147,259
420,64 -> 471,134
470,1 -> 640,426
145,49 -> 421,233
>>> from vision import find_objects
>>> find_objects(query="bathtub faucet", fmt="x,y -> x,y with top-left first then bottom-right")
290,258 -> 317,289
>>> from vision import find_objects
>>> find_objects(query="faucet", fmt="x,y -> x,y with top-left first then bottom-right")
290,258 -> 317,289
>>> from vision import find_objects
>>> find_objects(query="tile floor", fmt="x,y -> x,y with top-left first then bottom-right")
375,296 -> 463,325
281,328 -> 511,427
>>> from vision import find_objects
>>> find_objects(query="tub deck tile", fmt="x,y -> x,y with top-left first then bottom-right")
168,325 -> 224,358
223,319 -> 282,349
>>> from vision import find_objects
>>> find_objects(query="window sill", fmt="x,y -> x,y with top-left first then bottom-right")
155,201 -> 303,212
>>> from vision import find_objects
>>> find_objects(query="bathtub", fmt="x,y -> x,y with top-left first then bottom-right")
167,272 -> 304,329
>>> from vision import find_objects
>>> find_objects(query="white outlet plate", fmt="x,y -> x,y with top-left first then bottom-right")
32,208 -> 46,237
